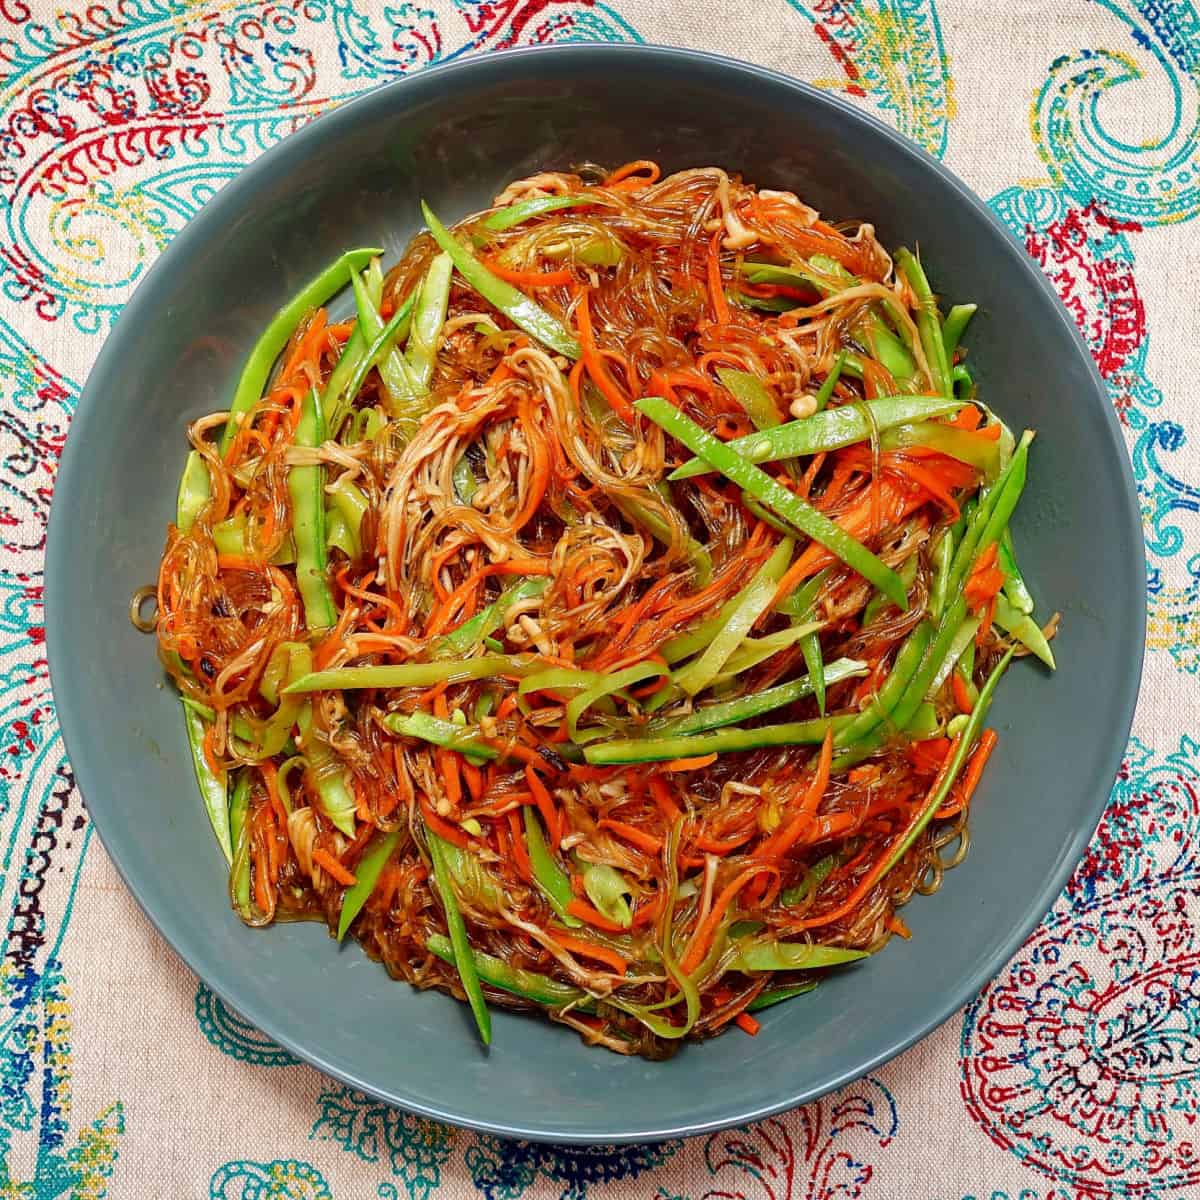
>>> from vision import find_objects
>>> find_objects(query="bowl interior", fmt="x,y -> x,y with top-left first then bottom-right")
46,45 -> 1143,1142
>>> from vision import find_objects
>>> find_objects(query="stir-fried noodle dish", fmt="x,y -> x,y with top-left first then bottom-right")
144,162 -> 1058,1057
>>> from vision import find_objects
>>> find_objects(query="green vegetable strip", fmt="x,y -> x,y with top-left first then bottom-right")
716,367 -> 781,429
481,194 -> 596,231
999,527 -> 1035,614
942,303 -> 977,359
523,807 -> 581,927
929,528 -> 953,620
384,711 -> 499,760
779,852 -> 840,906
329,289 -> 418,436
813,351 -> 847,413
863,555 -> 919,627
833,622 -> 933,749
424,933 -> 591,1007
746,981 -> 819,1012
993,594 -> 1056,669
364,256 -> 384,309
176,450 -> 211,533
716,624 -> 823,680
321,328 -> 368,431
584,715 -> 853,765
641,397 -> 908,609
219,246 -> 381,454
674,539 -> 794,696
297,702 -> 356,837
184,701 -> 231,863
925,614 -> 982,697
894,248 -> 951,397
422,201 -> 581,359
881,421 -> 1001,477
669,395 -> 960,480
212,515 -> 296,564
427,830 -> 491,1045
338,829 -> 403,941
784,569 -> 831,715
405,252 -> 453,387
731,941 -> 869,971
228,771 -> 252,916
287,389 -> 337,631
582,863 -> 633,928
286,653 -> 541,694
649,658 -> 865,736
877,649 -> 1015,881
328,476 -> 369,551
349,268 -> 423,407
566,661 -> 668,741
452,455 -> 478,505
436,578 -> 548,655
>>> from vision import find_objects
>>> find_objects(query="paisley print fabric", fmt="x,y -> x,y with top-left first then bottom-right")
0,2 -> 1196,1196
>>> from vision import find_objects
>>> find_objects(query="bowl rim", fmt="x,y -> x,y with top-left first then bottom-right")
46,40 -> 1146,1144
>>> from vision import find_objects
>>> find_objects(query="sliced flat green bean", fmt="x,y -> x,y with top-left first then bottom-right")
648,658 -> 865,736
673,539 -> 794,696
220,247 -> 381,454
833,621 -> 933,749
337,828 -> 403,941
669,395 -> 960,481
385,711 -> 499,760
425,933 -> 591,1008
350,268 -> 422,411
926,614 -> 981,697
183,701 -> 231,863
716,367 -> 781,429
584,715 -> 852,765
863,554 -> 918,626
813,351 -> 847,413
523,807 -> 580,927
942,303 -> 977,359
746,981 -> 819,1011
999,527 -> 1035,614
581,862 -> 633,928
177,450 -> 211,533
881,422 -> 1001,477
435,578 -> 548,656
567,661 -> 667,741
642,398 -> 908,608
929,527 -> 953,620
731,941 -> 869,971
321,326 -> 369,432
481,194 -> 597,231
422,202 -> 580,359
228,771 -> 252,915
405,252 -> 453,387
994,594 -> 1056,668
286,653 -> 540,694
297,702 -> 356,837
427,830 -> 491,1045
894,248 -> 951,397
288,389 -> 337,631
878,649 -> 1015,881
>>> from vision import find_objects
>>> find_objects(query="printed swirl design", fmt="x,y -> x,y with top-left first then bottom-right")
194,981 -> 300,1067
961,737 -> 1200,1196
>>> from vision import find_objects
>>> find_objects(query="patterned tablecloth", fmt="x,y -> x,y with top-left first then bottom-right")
2,1 -> 1198,1196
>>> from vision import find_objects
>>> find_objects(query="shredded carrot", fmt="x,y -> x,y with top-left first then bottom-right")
681,863 -> 776,973
886,914 -> 912,940
566,897 -> 628,933
598,818 -> 663,854
525,766 -> 561,846
419,794 -> 470,848
735,1011 -> 761,1036
937,728 -> 998,818
663,753 -> 718,771
552,932 -> 628,975
313,847 -> 357,887
485,261 -> 574,288
951,673 -> 975,714
575,287 -> 635,422
707,232 -> 730,325
507,809 -> 533,882
648,776 -> 682,821
754,729 -> 834,862
603,159 -> 661,188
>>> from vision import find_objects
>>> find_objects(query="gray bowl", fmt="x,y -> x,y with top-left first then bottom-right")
45,44 -> 1144,1143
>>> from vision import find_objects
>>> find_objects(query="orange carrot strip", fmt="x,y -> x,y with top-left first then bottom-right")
663,753 -> 718,772
735,1011 -> 761,1036
552,932 -> 627,975
566,897 -> 628,933
648,776 -> 682,821
597,818 -> 663,854
575,288 -> 635,422
312,847 -> 357,887
485,261 -> 574,288
951,673 -> 975,715
680,863 -> 776,973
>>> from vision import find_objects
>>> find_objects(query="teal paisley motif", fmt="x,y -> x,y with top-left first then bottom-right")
786,0 -> 954,157
209,1159 -> 333,1200
194,982 -> 300,1067
309,1086 -> 455,1200
1033,0 -> 1200,225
